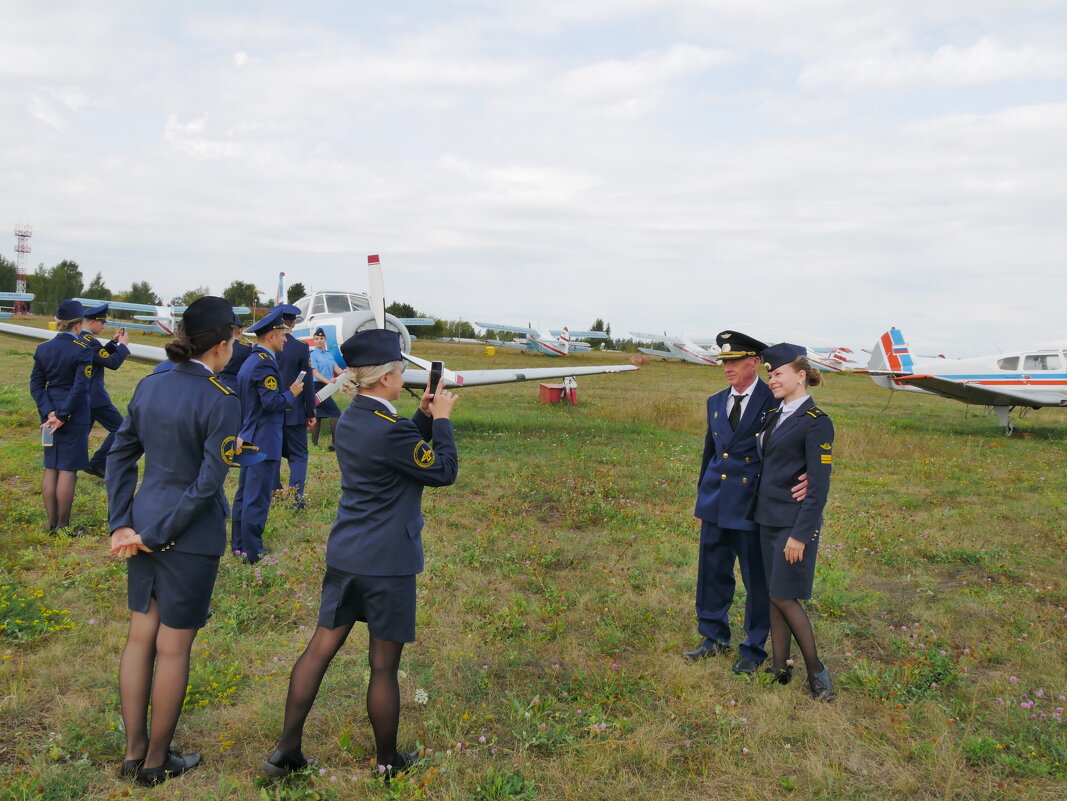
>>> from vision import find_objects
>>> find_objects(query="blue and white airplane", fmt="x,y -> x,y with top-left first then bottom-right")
473,322 -> 607,357
868,327 -> 1067,434
0,292 -> 34,319
73,298 -> 252,335
630,331 -> 720,365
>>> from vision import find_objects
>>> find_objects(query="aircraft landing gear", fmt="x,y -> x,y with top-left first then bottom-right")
994,406 -> 1014,436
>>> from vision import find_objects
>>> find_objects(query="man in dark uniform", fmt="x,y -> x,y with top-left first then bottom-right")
231,307 -> 304,563
272,305 -> 315,509
218,320 -> 252,392
685,331 -> 806,674
80,303 -> 131,479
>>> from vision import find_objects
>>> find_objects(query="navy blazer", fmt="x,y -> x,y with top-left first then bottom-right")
29,332 -> 94,424
218,340 -> 253,391
694,379 -> 775,531
81,331 -> 129,408
753,397 -> 834,545
235,346 -> 296,460
107,362 -> 241,555
326,395 -> 458,576
278,333 -> 315,424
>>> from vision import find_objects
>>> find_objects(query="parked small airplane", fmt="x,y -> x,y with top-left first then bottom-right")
73,298 -> 252,336
630,332 -> 720,365
867,327 -> 1067,434
473,322 -> 606,357
807,346 -> 865,373
1,258 -> 638,392
0,292 -> 34,319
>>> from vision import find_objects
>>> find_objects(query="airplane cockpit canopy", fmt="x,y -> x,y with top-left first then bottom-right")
294,292 -> 371,320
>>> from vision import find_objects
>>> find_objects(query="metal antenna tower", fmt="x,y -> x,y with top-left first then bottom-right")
14,224 -> 31,314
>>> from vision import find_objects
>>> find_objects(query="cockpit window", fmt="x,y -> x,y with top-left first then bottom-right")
310,295 -> 327,316
1023,354 -> 1061,371
325,294 -> 352,313
294,298 -> 310,318
997,356 -> 1018,370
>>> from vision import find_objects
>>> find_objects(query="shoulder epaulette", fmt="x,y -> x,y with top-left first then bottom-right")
258,352 -> 269,359
72,338 -> 88,348
208,377 -> 234,395
373,410 -> 399,423
83,333 -> 96,341
806,406 -> 826,418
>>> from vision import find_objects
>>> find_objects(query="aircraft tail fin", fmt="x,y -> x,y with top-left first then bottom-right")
561,326 -> 570,355
868,328 -> 914,374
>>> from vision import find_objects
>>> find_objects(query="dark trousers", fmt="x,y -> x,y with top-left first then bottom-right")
274,424 -> 309,503
88,404 -> 124,471
237,459 -> 277,560
695,520 -> 770,663
230,466 -> 247,553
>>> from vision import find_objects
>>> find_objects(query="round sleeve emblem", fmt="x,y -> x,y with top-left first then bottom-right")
220,436 -> 237,466
264,375 -> 278,390
413,440 -> 435,468
84,365 -> 93,377
99,348 -> 109,359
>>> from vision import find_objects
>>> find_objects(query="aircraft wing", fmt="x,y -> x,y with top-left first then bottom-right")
638,347 -> 675,358
0,322 -> 167,365
550,329 -> 608,339
475,322 -> 537,335
75,298 -> 161,314
886,374 -> 1047,408
402,364 -> 637,388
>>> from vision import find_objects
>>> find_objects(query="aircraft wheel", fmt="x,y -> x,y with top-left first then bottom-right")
1004,424 -> 1015,437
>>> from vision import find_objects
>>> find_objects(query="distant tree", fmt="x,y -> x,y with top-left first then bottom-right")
173,286 -> 210,307
287,282 -> 307,303
123,281 -> 161,306
0,255 -> 15,292
85,271 -> 112,300
590,318 -> 605,332
28,259 -> 84,315
223,280 -> 260,309
386,301 -> 420,319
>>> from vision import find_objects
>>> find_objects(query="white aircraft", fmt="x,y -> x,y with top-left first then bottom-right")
806,346 -> 866,373
473,322 -> 606,357
630,332 -> 720,365
1,258 -> 639,391
867,327 -> 1067,434
72,298 -> 253,336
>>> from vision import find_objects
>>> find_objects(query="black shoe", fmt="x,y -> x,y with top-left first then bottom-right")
809,665 -> 834,701
732,657 -> 761,675
120,747 -> 182,779
378,750 -> 423,780
682,641 -> 731,661
262,748 -> 315,777
135,751 -> 202,786
765,665 -> 794,685
326,444 -> 335,452
84,465 -> 106,480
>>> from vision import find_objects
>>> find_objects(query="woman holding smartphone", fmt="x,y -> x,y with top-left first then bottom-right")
107,296 -> 242,786
753,343 -> 835,701
264,328 -> 458,779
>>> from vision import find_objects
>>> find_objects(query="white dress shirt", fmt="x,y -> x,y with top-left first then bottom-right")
728,377 -> 759,421
773,394 -> 811,430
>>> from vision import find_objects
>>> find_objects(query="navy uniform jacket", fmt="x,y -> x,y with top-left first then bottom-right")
326,396 -> 458,576
694,379 -> 775,531
106,362 -> 241,555
753,397 -> 834,545
235,346 -> 296,460
81,330 -> 129,408
278,333 -> 315,424
29,332 -> 94,424
218,340 -> 253,391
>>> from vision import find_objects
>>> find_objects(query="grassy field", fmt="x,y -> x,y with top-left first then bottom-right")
0,320 -> 1064,801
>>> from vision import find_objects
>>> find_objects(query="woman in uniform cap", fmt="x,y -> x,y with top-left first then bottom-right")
264,328 -> 458,779
107,296 -> 242,785
753,343 -> 835,700
29,299 -> 94,531
309,327 -> 343,451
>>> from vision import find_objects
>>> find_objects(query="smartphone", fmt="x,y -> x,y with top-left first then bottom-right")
41,425 -> 54,446
295,370 -> 307,384
428,361 -> 443,393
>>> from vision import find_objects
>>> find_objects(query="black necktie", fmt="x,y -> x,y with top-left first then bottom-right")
728,394 -> 746,431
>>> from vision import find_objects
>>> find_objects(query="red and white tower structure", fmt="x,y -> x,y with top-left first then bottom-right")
13,224 -> 31,314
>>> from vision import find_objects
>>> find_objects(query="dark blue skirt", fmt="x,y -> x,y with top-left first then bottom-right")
760,525 -> 819,600
314,382 -> 341,418
317,566 -> 415,642
42,423 -> 89,471
127,550 -> 220,630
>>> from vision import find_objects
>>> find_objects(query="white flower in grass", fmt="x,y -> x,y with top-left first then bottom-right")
414,687 -> 429,705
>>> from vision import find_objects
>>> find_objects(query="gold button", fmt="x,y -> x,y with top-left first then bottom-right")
722,452 -> 729,458
721,474 -> 727,480
742,477 -> 748,483
745,457 -> 750,462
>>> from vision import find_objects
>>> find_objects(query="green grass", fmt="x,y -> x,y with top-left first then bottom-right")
0,323 -> 1065,799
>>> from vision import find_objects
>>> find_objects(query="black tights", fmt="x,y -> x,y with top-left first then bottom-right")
310,418 -> 337,446
275,626 -> 406,767
769,597 -> 822,677
42,468 -> 77,529
118,601 -> 199,768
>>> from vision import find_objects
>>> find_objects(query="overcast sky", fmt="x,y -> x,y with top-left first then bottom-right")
3,1 -> 1065,355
